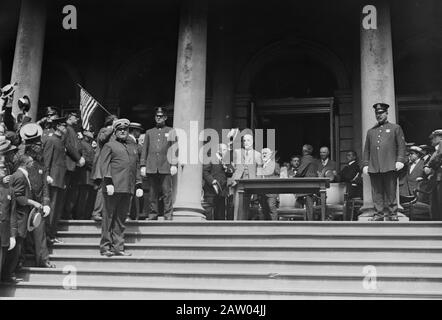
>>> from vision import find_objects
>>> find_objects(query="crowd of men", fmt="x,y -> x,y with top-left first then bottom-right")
1,79 -> 442,283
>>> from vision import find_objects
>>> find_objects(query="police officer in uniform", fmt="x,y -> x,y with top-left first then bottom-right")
43,117 -> 68,244
98,119 -> 143,257
140,107 -> 177,220
362,103 -> 406,221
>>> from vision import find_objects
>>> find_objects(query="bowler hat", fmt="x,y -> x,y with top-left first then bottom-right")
0,83 -> 16,99
113,118 -> 130,130
429,129 -> 442,139
20,123 -> 43,142
0,139 -> 17,154
373,103 -> 390,113
27,207 -> 42,232
418,144 -> 433,154
45,106 -> 60,117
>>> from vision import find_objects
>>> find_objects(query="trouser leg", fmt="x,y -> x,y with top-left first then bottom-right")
100,191 -> 115,253
204,196 -> 215,220
214,196 -> 226,220
2,236 -> 24,279
47,187 -> 65,240
85,187 -> 97,219
383,171 -> 398,215
161,174 -> 173,220
266,194 -> 278,221
63,171 -> 77,219
148,174 -> 160,219
92,188 -> 104,219
110,193 -> 132,253
369,173 -> 385,214
32,218 -> 50,266
75,185 -> 88,220
305,195 -> 314,221
430,182 -> 442,221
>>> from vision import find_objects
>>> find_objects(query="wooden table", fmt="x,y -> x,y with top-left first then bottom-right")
233,178 -> 330,220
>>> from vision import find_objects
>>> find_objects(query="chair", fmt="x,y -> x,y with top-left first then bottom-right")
399,187 -> 431,221
276,194 -> 307,220
313,182 -> 349,220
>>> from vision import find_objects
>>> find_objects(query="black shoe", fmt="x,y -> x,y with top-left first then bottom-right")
100,250 -> 114,257
113,251 -> 132,256
2,276 -> 22,284
50,238 -> 64,244
370,214 -> 384,221
92,215 -> 102,222
39,261 -> 56,268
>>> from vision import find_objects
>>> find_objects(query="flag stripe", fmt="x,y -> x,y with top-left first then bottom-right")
79,88 -> 98,131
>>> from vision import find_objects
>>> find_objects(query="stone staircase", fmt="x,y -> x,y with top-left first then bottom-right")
1,221 -> 442,299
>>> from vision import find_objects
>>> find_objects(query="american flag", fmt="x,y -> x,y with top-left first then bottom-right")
79,88 -> 98,131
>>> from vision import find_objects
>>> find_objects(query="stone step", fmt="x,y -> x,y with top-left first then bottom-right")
57,220 -> 442,235
1,281 -> 440,300
48,243 -> 442,260
32,255 -> 442,276
15,268 -> 442,292
55,231 -> 442,246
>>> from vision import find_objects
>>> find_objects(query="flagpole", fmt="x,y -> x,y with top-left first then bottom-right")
76,83 -> 112,116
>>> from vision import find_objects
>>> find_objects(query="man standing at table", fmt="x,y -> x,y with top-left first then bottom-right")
362,103 -> 406,221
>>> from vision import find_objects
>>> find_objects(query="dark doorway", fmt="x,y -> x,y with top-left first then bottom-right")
399,109 -> 442,145
260,113 -> 331,165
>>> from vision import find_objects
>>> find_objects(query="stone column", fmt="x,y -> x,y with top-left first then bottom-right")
172,0 -> 208,221
10,0 -> 47,121
359,1 -> 398,217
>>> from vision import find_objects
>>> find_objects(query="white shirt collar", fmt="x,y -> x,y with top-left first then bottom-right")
436,145 -> 440,151
348,160 -> 356,166
321,158 -> 329,166
18,167 -> 29,179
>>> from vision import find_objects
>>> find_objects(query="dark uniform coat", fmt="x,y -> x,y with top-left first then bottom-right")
78,140 -> 95,186
10,169 -> 32,238
0,184 -> 17,248
64,125 -> 82,172
100,139 -> 142,194
43,134 -> 67,189
140,126 -> 176,174
363,121 -> 406,173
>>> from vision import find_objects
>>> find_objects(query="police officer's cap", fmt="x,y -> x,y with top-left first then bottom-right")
113,118 -> 130,130
372,103 -> 390,113
45,106 -> 60,116
129,122 -> 144,131
155,107 -> 167,116
429,129 -> 442,139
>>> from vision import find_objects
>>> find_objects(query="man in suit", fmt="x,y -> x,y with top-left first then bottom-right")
140,107 -> 177,220
231,134 -> 262,183
362,103 -> 406,221
63,112 -> 85,219
257,148 -> 280,220
98,119 -> 143,256
287,155 -> 301,178
424,129 -> 442,221
203,143 -> 234,220
317,146 -> 338,181
19,123 -> 53,268
399,146 -> 425,197
296,144 -> 319,220
0,141 -> 17,281
2,154 -> 44,283
339,150 -> 362,199
44,117 -> 68,245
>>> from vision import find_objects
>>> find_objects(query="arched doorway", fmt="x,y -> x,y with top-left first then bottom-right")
237,38 -> 349,164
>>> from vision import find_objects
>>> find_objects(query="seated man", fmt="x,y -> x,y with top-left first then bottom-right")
400,146 -> 425,197
339,150 -> 362,199
317,146 -> 338,182
296,144 -> 318,220
287,155 -> 301,178
257,148 -> 280,220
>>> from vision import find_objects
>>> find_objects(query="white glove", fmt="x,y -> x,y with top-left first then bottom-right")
46,175 -> 53,185
78,157 -> 86,167
2,175 -> 10,184
8,237 -> 16,251
424,167 -> 432,175
140,166 -> 146,177
136,188 -> 143,198
106,185 -> 114,195
395,162 -> 404,171
43,205 -> 51,217
362,166 -> 369,175
170,165 -> 177,176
